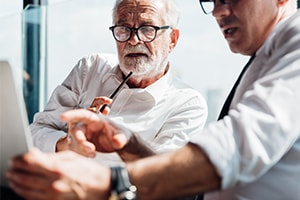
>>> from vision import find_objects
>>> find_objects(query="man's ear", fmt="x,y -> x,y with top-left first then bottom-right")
169,28 -> 180,53
277,0 -> 288,6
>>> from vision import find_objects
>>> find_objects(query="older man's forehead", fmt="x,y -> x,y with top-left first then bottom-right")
116,0 -> 166,24
117,0 -> 166,14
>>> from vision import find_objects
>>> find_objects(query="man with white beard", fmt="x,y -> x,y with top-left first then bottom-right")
29,0 -> 207,166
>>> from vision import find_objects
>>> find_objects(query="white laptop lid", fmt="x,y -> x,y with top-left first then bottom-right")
0,60 -> 33,187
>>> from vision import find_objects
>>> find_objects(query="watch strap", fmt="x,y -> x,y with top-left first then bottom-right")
110,166 -> 137,200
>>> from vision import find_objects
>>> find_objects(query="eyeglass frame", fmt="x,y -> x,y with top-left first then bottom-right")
109,25 -> 171,43
199,0 -> 237,15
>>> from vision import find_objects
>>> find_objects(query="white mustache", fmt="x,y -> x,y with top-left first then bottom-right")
124,45 -> 150,56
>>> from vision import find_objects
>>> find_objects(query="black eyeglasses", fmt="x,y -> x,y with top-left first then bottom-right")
199,0 -> 237,14
109,25 -> 171,43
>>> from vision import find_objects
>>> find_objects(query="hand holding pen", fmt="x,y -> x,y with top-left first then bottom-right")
59,72 -> 133,157
89,71 -> 133,114
88,96 -> 112,115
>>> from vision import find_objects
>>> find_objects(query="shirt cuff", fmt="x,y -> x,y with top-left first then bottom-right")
38,130 -> 66,153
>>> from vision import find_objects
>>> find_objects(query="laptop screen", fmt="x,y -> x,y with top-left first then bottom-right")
0,60 -> 33,187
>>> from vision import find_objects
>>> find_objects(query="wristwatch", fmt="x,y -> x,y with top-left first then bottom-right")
110,166 -> 137,200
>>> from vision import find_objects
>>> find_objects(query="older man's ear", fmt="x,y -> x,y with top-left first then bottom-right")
169,28 -> 180,52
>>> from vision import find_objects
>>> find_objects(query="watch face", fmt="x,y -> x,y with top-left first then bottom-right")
118,187 -> 137,200
110,187 -> 137,200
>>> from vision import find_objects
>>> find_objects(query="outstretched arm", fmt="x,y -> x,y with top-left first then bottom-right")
7,109 -> 221,199
61,109 -> 221,198
127,143 -> 221,199
6,144 -> 220,200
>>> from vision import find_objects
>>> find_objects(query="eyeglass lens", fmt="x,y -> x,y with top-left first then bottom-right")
200,0 -> 232,14
200,0 -> 215,14
112,26 -> 157,42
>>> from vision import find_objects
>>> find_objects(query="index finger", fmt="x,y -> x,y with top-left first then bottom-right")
61,109 -> 105,124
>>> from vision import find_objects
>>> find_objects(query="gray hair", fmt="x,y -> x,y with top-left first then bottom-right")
112,0 -> 180,27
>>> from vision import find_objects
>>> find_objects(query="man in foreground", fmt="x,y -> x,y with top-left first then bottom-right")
6,0 -> 300,199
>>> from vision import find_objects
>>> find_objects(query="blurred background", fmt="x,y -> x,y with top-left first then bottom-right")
2,0 -> 298,124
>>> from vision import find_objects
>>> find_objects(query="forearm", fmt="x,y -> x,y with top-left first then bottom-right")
126,143 -> 221,199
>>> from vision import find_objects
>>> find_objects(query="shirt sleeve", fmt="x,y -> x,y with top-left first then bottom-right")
30,53 -> 118,152
190,15 -> 300,189
30,83 -> 81,152
30,56 -> 90,152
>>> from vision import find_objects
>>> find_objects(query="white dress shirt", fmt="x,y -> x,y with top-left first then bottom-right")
191,11 -> 300,199
31,53 -> 207,165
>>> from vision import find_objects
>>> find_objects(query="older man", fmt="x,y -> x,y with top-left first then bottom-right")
7,0 -> 300,199
30,0 -> 207,165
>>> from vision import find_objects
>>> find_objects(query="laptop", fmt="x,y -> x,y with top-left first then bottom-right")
0,60 -> 33,187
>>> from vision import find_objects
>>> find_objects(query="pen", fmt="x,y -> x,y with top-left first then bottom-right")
99,71 -> 133,113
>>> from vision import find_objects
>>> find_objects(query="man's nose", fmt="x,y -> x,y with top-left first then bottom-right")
212,1 -> 231,18
127,30 -> 143,45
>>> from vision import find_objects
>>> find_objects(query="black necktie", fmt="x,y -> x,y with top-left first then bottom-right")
218,54 -> 256,120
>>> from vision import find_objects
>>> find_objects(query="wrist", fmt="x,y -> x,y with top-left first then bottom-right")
55,135 -> 69,152
117,134 -> 154,162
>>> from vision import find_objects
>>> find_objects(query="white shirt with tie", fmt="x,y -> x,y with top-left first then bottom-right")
191,11 -> 300,199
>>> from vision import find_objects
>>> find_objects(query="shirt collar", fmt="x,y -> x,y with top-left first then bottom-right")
145,64 -> 171,104
256,13 -> 294,57
101,65 -> 124,84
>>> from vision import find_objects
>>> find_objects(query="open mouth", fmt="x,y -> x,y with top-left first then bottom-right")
223,27 -> 237,38
126,53 -> 148,57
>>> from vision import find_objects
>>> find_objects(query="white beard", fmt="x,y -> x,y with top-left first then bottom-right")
119,45 -> 169,82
